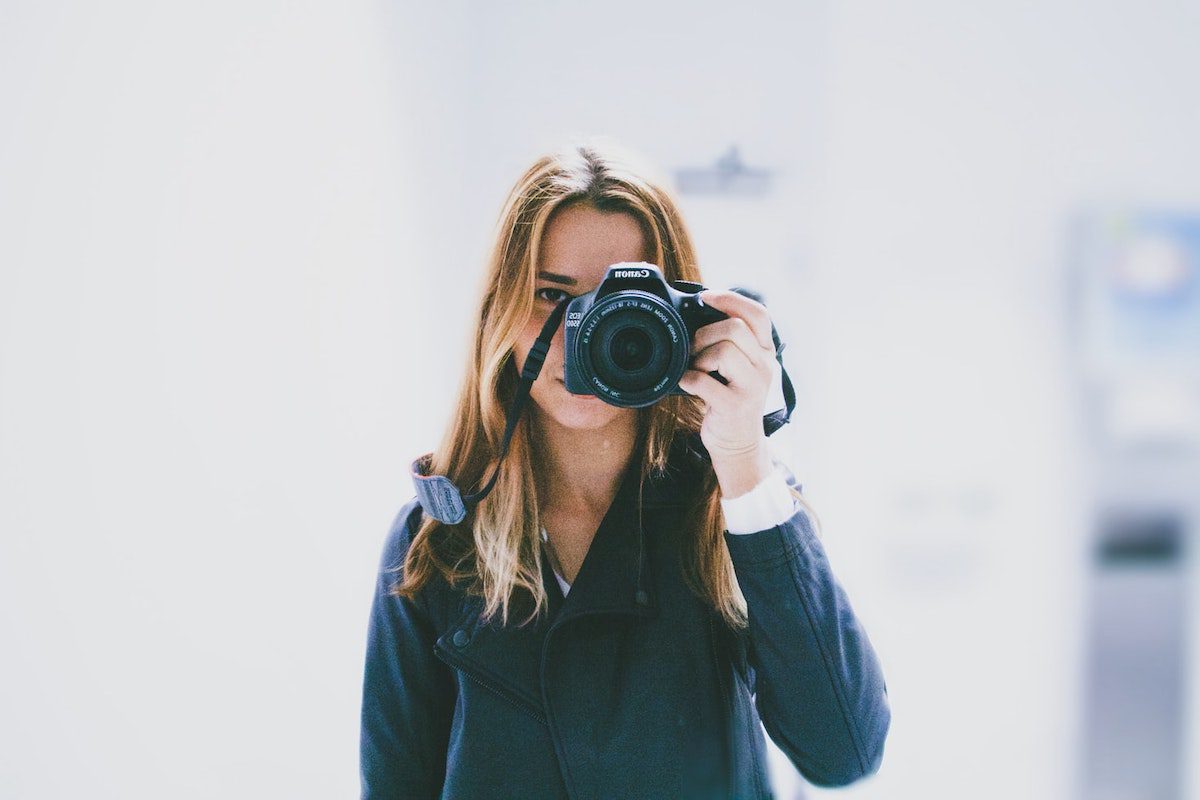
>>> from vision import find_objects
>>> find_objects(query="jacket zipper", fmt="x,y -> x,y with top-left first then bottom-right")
434,641 -> 549,725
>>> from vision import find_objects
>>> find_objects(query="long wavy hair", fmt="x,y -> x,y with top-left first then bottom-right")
390,138 -> 816,631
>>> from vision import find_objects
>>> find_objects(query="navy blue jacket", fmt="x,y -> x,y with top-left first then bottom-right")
360,445 -> 891,798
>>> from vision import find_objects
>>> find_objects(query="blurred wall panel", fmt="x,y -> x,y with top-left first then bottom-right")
805,2 -> 1200,799
1069,208 -> 1200,800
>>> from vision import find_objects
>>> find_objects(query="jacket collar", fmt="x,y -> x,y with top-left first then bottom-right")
548,452 -> 656,625
540,430 -> 706,625
431,436 -> 704,717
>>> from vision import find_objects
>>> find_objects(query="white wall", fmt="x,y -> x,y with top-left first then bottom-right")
4,1 -> 1200,798
0,2 -> 425,797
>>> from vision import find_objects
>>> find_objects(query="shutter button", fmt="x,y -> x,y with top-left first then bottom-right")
452,629 -> 470,647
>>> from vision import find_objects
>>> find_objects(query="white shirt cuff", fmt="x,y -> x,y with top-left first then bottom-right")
720,464 -> 800,534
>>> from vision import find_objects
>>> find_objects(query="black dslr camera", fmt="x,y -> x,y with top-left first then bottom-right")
410,262 -> 796,526
563,262 -> 730,408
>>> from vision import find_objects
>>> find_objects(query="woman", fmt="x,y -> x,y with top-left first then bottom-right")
360,140 -> 890,799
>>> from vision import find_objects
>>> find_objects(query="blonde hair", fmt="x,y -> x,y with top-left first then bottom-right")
391,137 -> 816,630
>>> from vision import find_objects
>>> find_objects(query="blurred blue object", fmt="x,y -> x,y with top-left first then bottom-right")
1070,206 -> 1200,800
673,145 -> 774,197
1073,208 -> 1200,369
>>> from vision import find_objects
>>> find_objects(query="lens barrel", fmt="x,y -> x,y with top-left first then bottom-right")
572,290 -> 689,407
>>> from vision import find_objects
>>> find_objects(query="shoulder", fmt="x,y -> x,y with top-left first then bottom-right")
373,497 -> 432,613
376,496 -> 462,630
377,496 -> 426,572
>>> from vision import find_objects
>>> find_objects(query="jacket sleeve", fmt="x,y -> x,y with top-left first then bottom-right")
360,500 -> 456,799
722,472 -> 891,788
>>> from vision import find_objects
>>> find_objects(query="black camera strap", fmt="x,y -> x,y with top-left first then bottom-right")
411,296 -> 796,525
762,321 -> 796,437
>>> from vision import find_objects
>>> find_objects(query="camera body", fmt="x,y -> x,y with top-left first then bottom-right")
563,262 -> 728,408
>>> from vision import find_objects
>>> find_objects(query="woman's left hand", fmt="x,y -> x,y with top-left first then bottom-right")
676,289 -> 779,495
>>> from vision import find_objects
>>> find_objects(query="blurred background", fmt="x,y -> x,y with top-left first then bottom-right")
2,1 -> 1199,798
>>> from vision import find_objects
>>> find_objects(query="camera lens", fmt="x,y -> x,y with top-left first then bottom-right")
609,327 -> 653,372
572,289 -> 689,407
591,310 -> 672,392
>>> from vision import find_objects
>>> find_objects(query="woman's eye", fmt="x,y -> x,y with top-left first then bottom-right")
536,287 -> 571,304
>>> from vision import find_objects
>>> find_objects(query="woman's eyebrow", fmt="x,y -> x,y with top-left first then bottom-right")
537,271 -> 577,286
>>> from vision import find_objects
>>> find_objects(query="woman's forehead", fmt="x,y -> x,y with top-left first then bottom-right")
538,205 -> 649,286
